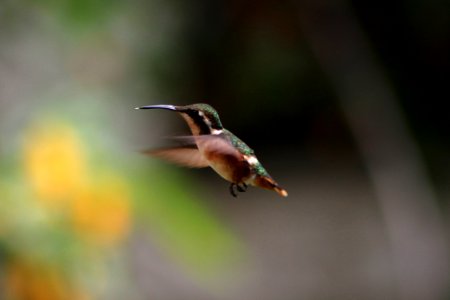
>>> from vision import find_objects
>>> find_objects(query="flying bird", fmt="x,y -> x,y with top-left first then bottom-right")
136,103 -> 287,197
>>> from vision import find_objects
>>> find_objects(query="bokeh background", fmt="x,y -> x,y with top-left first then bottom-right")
0,0 -> 449,299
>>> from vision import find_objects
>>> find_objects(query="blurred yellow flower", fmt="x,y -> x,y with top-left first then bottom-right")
23,121 -> 87,206
22,119 -> 131,245
5,260 -> 90,300
71,173 -> 131,246
0,118 -> 134,299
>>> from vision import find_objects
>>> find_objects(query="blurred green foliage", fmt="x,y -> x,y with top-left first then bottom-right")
34,0 -> 121,30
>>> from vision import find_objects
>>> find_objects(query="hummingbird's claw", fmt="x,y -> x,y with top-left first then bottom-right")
229,183 -> 238,197
236,183 -> 247,192
230,183 -> 247,197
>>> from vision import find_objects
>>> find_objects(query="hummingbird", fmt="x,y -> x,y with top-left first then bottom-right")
136,103 -> 288,197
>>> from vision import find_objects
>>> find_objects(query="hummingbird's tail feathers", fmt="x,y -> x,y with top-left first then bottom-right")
141,146 -> 210,168
254,175 -> 288,197
274,186 -> 288,197
135,104 -> 177,111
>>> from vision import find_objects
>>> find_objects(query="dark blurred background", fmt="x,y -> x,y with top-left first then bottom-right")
0,0 -> 449,299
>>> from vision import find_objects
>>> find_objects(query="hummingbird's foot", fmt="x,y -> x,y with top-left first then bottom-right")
229,183 -> 238,197
236,183 -> 247,192
229,183 -> 248,197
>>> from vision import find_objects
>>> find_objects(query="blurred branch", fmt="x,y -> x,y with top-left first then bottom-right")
298,2 -> 449,300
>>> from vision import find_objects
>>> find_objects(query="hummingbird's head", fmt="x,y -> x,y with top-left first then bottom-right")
176,103 -> 223,135
136,103 -> 223,135
177,104 -> 223,135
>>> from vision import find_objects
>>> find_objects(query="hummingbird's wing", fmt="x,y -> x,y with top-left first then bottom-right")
142,146 -> 210,168
169,135 -> 242,157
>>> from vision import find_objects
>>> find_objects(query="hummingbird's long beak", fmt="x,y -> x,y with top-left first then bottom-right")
135,104 -> 177,111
